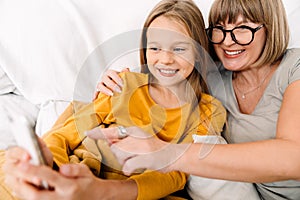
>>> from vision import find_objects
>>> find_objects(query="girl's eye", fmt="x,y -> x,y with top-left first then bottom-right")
149,47 -> 160,52
173,47 -> 186,53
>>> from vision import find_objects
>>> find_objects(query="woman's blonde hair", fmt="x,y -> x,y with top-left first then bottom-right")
208,0 -> 290,66
139,0 -> 210,105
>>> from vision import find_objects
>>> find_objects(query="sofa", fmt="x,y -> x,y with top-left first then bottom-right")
0,0 -> 299,150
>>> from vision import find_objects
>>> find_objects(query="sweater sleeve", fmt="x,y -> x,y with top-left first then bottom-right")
129,170 -> 187,200
207,97 -> 226,135
42,94 -> 113,167
196,94 -> 226,136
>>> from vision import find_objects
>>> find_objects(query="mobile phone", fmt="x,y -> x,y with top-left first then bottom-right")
8,114 -> 49,189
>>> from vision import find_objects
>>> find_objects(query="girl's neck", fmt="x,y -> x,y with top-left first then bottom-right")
148,83 -> 187,108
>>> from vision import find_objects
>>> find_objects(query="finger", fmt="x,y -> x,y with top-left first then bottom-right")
99,72 -> 122,92
122,156 -> 146,176
13,178 -> 56,200
59,164 -> 92,178
97,82 -> 114,96
92,91 -> 100,101
85,127 -> 118,140
86,126 -> 120,142
38,139 -> 53,166
121,67 -> 130,73
102,75 -> 122,93
110,143 -> 135,166
106,69 -> 124,87
5,174 -> 37,200
5,146 -> 30,162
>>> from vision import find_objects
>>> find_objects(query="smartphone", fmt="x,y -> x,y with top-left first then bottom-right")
8,114 -> 49,189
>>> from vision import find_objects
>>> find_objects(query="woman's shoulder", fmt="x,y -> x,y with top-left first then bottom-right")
277,48 -> 300,75
282,48 -> 300,64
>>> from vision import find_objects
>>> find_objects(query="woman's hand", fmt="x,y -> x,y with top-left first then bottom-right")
93,68 -> 130,100
3,147 -> 137,200
38,138 -> 54,167
86,126 -> 190,175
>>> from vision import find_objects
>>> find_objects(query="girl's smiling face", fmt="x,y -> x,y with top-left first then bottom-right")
146,15 -> 195,87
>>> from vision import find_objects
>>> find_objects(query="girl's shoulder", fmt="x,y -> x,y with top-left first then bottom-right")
200,93 -> 226,113
119,71 -> 148,89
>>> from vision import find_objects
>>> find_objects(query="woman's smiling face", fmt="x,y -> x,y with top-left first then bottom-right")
146,15 -> 195,87
213,15 -> 266,71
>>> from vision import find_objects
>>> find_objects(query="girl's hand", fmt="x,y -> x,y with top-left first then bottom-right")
93,68 -> 130,100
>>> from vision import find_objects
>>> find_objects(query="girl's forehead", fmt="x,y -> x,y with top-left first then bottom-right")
148,15 -> 190,37
146,28 -> 192,46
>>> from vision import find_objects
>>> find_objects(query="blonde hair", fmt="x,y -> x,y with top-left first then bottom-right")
140,0 -> 209,106
208,0 -> 290,66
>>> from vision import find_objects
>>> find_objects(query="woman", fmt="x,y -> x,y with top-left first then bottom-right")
91,0 -> 300,199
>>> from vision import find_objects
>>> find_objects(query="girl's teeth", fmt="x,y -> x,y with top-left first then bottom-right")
159,69 -> 177,74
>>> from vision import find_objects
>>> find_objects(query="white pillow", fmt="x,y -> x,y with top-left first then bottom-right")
187,135 -> 261,200
0,0 -> 161,105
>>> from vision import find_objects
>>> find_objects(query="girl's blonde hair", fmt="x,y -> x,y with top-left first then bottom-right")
208,0 -> 289,66
140,0 -> 210,105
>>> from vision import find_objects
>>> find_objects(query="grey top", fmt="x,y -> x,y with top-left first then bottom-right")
208,48 -> 300,200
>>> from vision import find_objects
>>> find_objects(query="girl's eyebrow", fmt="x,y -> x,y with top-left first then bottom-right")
172,41 -> 191,45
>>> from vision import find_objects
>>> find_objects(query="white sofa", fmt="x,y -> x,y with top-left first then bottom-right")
0,0 -> 299,150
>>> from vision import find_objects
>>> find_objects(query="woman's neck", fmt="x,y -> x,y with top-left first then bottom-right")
232,61 -> 279,114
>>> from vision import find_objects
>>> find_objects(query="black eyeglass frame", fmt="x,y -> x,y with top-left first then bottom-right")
205,24 -> 264,46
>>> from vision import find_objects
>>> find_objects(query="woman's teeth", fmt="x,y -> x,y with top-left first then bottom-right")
225,50 -> 243,55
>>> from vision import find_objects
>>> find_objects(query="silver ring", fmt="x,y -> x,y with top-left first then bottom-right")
117,126 -> 128,139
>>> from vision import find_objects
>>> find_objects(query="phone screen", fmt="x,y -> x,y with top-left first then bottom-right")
8,114 -> 49,189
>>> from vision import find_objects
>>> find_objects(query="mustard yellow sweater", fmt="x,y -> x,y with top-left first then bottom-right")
43,72 -> 226,200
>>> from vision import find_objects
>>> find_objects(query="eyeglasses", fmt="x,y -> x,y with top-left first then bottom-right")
205,24 -> 264,46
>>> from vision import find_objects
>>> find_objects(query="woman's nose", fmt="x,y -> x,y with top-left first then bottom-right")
222,32 -> 235,46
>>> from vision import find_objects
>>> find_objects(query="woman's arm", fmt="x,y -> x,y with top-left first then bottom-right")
93,68 -> 129,99
91,81 -> 300,182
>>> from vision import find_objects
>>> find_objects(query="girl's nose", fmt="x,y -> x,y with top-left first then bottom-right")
160,50 -> 174,64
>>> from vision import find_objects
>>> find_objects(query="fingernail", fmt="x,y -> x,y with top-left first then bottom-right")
60,165 -> 70,174
85,128 -> 98,137
118,81 -> 124,87
19,162 -> 29,171
115,87 -> 122,93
